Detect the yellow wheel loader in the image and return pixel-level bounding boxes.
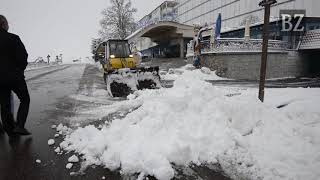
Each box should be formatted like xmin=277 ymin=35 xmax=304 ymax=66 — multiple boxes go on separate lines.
xmin=94 ymin=40 xmax=160 ymax=97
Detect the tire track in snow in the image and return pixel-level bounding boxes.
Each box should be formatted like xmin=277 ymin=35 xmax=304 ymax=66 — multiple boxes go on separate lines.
xmin=26 ymin=65 xmax=71 ymax=81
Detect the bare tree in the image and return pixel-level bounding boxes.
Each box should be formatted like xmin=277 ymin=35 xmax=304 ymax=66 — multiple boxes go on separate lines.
xmin=91 ymin=38 xmax=103 ymax=55
xmin=99 ymin=0 xmax=137 ymax=40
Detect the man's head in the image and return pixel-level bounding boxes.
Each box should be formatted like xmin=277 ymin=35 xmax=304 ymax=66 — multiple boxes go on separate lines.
xmin=0 ymin=15 xmax=9 ymax=31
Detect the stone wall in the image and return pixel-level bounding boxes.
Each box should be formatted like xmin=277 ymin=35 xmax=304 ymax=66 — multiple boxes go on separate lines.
xmin=187 ymin=51 xmax=306 ymax=80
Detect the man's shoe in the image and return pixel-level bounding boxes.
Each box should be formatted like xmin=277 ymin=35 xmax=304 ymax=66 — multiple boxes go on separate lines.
xmin=13 ymin=127 xmax=31 ymax=136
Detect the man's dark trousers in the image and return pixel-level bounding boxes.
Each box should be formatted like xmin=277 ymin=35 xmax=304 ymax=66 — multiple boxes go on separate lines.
xmin=0 ymin=77 xmax=30 ymax=134
xmin=0 ymin=28 xmax=30 ymax=135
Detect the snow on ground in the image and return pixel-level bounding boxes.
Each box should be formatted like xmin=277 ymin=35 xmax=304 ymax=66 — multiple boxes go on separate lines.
xmin=26 ymin=64 xmax=57 ymax=71
xmin=68 ymin=155 xmax=79 ymax=163
xmin=48 ymin=139 xmax=55 ymax=146
xmin=70 ymin=87 xmax=112 ymax=104
xmin=161 ymin=65 xmax=228 ymax=81
xmin=68 ymin=86 xmax=133 ymax=123
xmin=60 ymin=65 xmax=320 ymax=180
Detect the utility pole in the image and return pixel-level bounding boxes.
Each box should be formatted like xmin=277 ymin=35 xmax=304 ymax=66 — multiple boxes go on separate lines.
xmin=258 ymin=0 xmax=277 ymax=102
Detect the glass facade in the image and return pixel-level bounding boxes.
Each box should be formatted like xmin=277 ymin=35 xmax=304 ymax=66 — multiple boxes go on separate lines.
xmin=220 ymin=17 xmax=320 ymax=49
xmin=175 ymin=0 xmax=320 ymax=30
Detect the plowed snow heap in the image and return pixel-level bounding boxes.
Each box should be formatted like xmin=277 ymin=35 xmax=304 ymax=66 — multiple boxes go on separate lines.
xmin=94 ymin=40 xmax=161 ymax=97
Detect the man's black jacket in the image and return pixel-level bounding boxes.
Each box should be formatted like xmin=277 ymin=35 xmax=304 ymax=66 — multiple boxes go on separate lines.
xmin=0 ymin=28 xmax=28 ymax=81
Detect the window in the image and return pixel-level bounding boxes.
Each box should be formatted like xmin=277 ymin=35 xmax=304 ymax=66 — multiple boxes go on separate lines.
xmin=109 ymin=41 xmax=131 ymax=58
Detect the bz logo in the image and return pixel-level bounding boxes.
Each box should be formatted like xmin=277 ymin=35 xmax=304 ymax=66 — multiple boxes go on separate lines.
xmin=280 ymin=10 xmax=306 ymax=32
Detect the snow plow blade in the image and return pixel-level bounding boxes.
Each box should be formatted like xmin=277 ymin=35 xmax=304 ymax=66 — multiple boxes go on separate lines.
xmin=105 ymin=67 xmax=161 ymax=97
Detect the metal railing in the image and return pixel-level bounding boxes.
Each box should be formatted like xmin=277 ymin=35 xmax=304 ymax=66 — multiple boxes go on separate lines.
xmin=137 ymin=13 xmax=178 ymax=30
xmin=187 ymin=38 xmax=288 ymax=57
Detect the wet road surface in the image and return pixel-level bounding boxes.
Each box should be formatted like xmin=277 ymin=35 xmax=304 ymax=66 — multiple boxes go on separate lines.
xmin=0 ymin=64 xmax=231 ymax=180
xmin=0 ymin=64 xmax=123 ymax=180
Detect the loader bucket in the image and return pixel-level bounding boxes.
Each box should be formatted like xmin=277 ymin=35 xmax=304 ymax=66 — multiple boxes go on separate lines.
xmin=109 ymin=81 xmax=133 ymax=97
xmin=105 ymin=67 xmax=161 ymax=97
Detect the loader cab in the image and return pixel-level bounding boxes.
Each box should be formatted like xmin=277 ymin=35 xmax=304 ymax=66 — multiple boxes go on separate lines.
xmin=95 ymin=40 xmax=132 ymax=62
xmin=105 ymin=40 xmax=136 ymax=70
xmin=107 ymin=40 xmax=131 ymax=58
xmin=94 ymin=42 xmax=106 ymax=63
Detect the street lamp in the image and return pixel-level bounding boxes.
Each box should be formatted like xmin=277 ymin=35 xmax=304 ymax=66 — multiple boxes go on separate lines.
xmin=258 ymin=0 xmax=277 ymax=102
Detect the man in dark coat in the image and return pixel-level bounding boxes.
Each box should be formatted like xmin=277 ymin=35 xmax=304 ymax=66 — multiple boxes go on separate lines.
xmin=0 ymin=15 xmax=31 ymax=136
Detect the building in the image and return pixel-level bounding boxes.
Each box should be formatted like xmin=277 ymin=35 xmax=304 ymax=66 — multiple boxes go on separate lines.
xmin=127 ymin=1 xmax=191 ymax=58
xmin=137 ymin=1 xmax=178 ymax=29
xmin=176 ymin=0 xmax=320 ymax=29
xmin=127 ymin=0 xmax=320 ymax=78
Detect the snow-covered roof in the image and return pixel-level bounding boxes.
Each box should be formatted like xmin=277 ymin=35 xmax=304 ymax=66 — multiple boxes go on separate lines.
xmin=125 ymin=21 xmax=194 ymax=41
xmin=299 ymin=29 xmax=320 ymax=50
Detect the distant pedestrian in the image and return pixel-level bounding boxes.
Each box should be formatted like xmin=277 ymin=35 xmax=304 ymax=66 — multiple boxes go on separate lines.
xmin=193 ymin=28 xmax=202 ymax=68
xmin=47 ymin=54 xmax=50 ymax=64
xmin=56 ymin=55 xmax=59 ymax=62
xmin=132 ymin=46 xmax=142 ymax=66
xmin=0 ymin=15 xmax=31 ymax=136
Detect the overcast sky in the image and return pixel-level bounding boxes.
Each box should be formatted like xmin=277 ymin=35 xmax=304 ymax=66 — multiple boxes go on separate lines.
xmin=0 ymin=0 xmax=164 ymax=62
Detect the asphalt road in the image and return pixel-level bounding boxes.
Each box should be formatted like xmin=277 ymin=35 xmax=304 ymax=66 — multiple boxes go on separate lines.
xmin=0 ymin=64 xmax=231 ymax=180
xmin=0 ymin=64 xmax=123 ymax=180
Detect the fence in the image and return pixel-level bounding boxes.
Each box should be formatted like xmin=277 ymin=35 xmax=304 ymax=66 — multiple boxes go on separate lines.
xmin=187 ymin=38 xmax=288 ymax=57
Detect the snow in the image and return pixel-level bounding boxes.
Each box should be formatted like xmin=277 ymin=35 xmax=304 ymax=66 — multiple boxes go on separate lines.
xmin=25 ymin=64 xmax=58 ymax=72
xmin=56 ymin=124 xmax=64 ymax=131
xmin=66 ymin=163 xmax=73 ymax=169
xmin=48 ymin=139 xmax=55 ymax=146
xmin=68 ymin=97 xmax=141 ymax=123
xmin=55 ymin=147 xmax=61 ymax=153
xmin=107 ymin=70 xmax=139 ymax=94
xmin=161 ymin=65 xmax=228 ymax=81
xmin=70 ymin=88 xmax=111 ymax=104
xmin=60 ymin=65 xmax=320 ymax=180
xmin=68 ymin=155 xmax=79 ymax=163
xmin=106 ymin=69 xmax=161 ymax=97
xmin=56 ymin=123 xmax=72 ymax=135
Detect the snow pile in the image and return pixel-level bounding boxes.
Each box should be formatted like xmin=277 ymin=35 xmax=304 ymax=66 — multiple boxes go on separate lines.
xmin=55 ymin=147 xmax=61 ymax=153
xmin=161 ymin=65 xmax=228 ymax=81
xmin=56 ymin=123 xmax=72 ymax=134
xmin=60 ymin=65 xmax=320 ymax=180
xmin=48 ymin=139 xmax=55 ymax=146
xmin=66 ymin=163 xmax=73 ymax=169
xmin=68 ymin=96 xmax=142 ymax=123
xmin=68 ymin=155 xmax=79 ymax=163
